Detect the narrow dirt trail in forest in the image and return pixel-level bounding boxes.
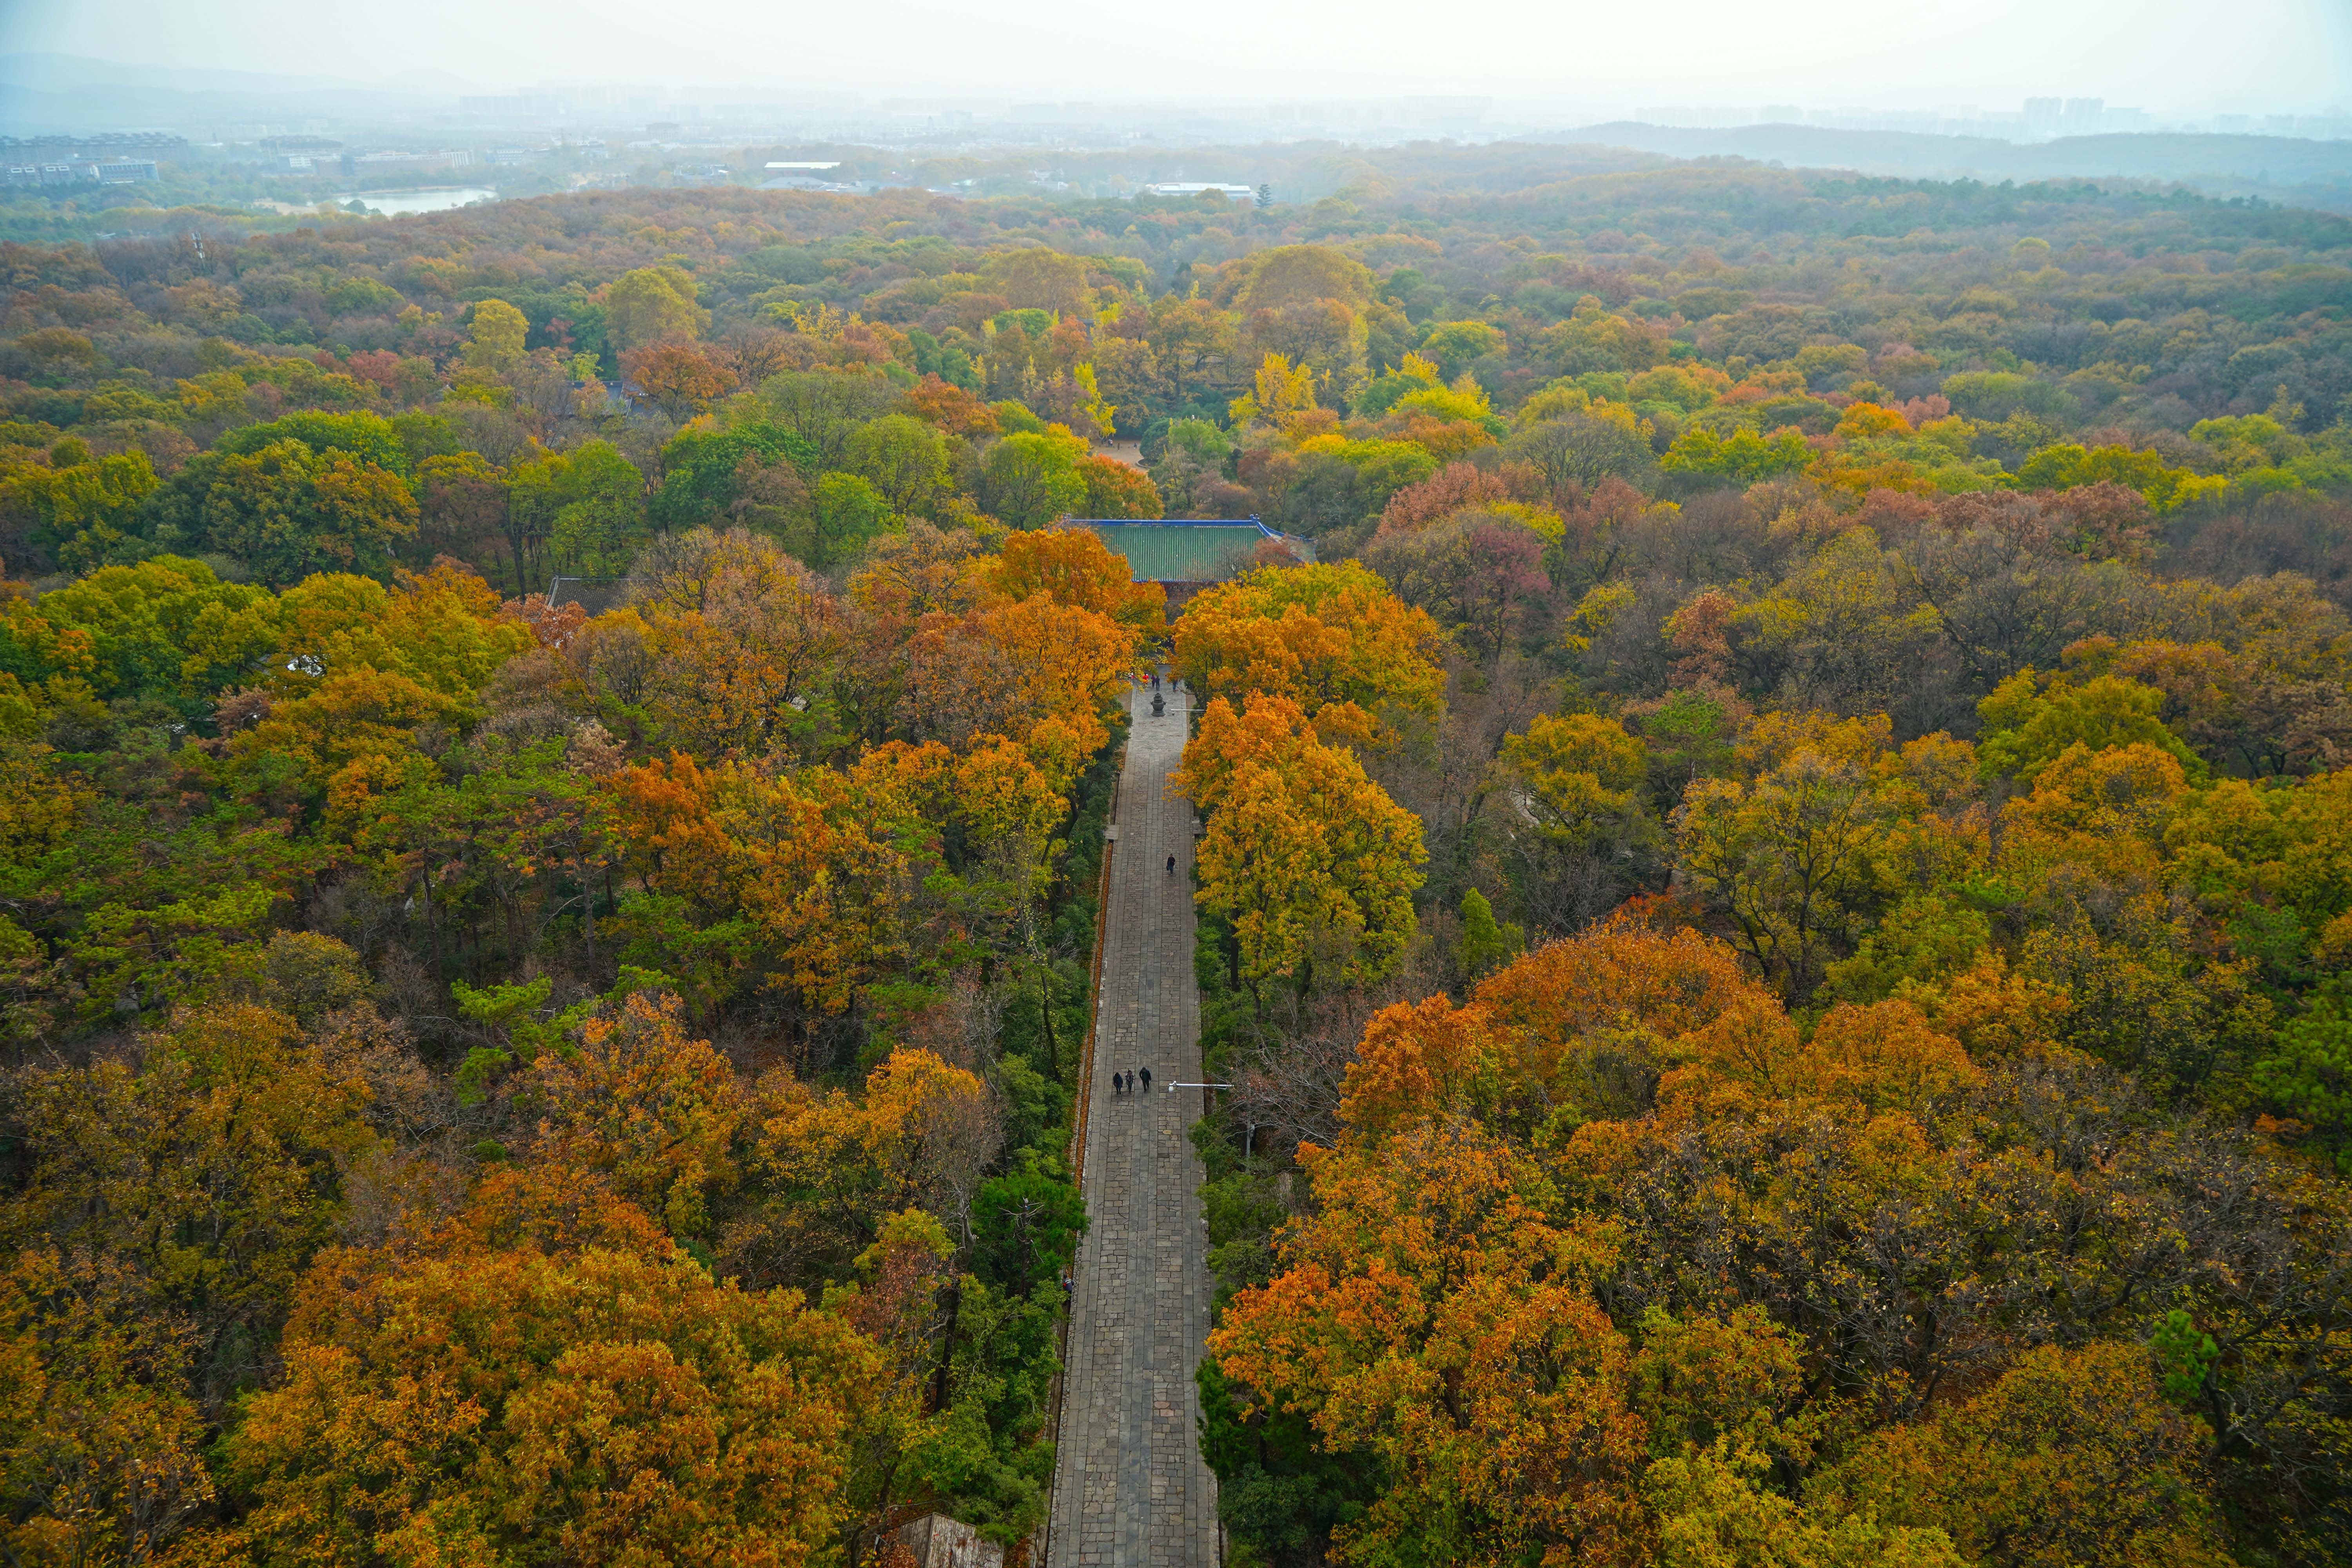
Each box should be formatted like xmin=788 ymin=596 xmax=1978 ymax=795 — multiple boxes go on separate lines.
xmin=1046 ymin=678 xmax=1218 ymax=1568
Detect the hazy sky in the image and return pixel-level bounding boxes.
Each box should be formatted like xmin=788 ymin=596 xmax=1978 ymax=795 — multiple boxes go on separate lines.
xmin=5 ymin=0 xmax=2349 ymax=111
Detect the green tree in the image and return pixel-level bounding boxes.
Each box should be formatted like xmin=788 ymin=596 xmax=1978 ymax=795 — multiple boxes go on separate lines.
xmin=213 ymin=411 xmax=414 ymax=477
xmin=1976 ymin=671 xmax=2203 ymax=783
xmin=1456 ymin=888 xmax=1517 ymax=980
xmin=25 ymin=555 xmax=280 ymax=716
xmin=1418 ymin=320 xmax=1506 ymax=381
xmin=603 ymin=265 xmax=708 ymax=352
xmin=980 ymin=432 xmax=1087 ymax=530
xmin=749 ymin=373 xmax=905 ymax=468
xmin=519 ymin=440 xmax=645 ymax=577
xmin=650 ymin=421 xmax=817 ymax=533
xmin=808 ymin=472 xmax=895 ymax=567
xmin=846 ymin=414 xmax=949 ymax=515
xmin=1821 ymin=893 xmax=1992 ymax=1004
xmin=2254 ymin=976 xmax=2352 ymax=1172
xmin=198 ymin=439 xmax=419 ymax=587
xmin=1659 ymin=426 xmax=1812 ymax=485
xmin=971 ymin=1151 xmax=1088 ymax=1295
xmin=1 ymin=449 xmax=160 ymax=572
xmin=1940 ymin=370 xmax=2073 ymax=422
xmin=2017 ymin=443 xmax=2223 ymax=512
xmin=461 ymin=297 xmax=530 ymax=372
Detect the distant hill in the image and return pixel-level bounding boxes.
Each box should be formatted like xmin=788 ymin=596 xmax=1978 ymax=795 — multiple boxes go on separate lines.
xmin=1557 ymin=121 xmax=2352 ymax=211
xmin=0 ymin=51 xmax=466 ymax=95
xmin=0 ymin=52 xmax=468 ymax=136
xmin=0 ymin=52 xmax=355 ymax=94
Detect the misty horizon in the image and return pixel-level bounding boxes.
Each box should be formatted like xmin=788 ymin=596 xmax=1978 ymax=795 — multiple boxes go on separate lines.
xmin=5 ymin=0 xmax=2350 ymax=114
xmin=4 ymin=53 xmax=2346 ymax=156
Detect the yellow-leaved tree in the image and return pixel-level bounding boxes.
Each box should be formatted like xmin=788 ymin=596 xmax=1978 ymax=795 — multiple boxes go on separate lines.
xmin=216 ymin=1166 xmax=885 ymax=1568
xmin=1172 ymin=560 xmax=1445 ymax=749
xmin=1175 ymin=693 xmax=1425 ymax=1002
xmin=1228 ymin=350 xmax=1321 ymax=430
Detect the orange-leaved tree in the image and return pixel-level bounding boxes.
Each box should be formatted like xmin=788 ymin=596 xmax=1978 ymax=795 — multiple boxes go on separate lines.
xmin=604 ymin=750 xmax=933 ymax=1019
xmin=1212 ymin=913 xmax=2010 ymax=1568
xmin=526 ymin=989 xmax=747 ymax=1238
xmin=903 ymin=590 xmax=1140 ymax=777
xmin=986 ymin=523 xmax=1167 ymax=643
xmin=216 ymin=1166 xmax=884 ymax=1568
xmin=1172 ymin=560 xmax=1445 ymax=748
xmin=741 ymin=1046 xmax=1002 ymax=1274
xmin=1210 ymin=1116 xmax=1649 ymax=1568
xmin=1335 ymin=911 xmax=1775 ymax=1139
xmin=619 ymin=530 xmax=848 ymax=759
xmin=1075 ymin=454 xmax=1164 ymax=520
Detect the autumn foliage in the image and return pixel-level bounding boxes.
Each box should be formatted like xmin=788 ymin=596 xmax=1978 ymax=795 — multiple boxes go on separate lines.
xmin=1178 ymin=693 xmax=1426 ymax=995
xmin=1172 ymin=560 xmax=1446 ymax=747
xmin=2 ymin=156 xmax=2351 ymax=1568
xmin=1207 ymin=913 xmax=2300 ymax=1567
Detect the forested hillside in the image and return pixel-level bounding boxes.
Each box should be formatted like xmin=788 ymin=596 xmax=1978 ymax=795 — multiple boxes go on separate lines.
xmin=0 ymin=165 xmax=2347 ymax=1566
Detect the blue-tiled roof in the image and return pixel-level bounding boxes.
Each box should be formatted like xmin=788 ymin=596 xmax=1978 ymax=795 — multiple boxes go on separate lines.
xmin=1074 ymin=517 xmax=1311 ymax=583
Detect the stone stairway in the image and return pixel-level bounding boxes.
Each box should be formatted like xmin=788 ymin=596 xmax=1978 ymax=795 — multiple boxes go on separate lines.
xmin=1045 ymin=680 xmax=1219 ymax=1568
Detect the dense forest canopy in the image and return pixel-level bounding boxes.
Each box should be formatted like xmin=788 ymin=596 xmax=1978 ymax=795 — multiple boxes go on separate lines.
xmin=0 ymin=162 xmax=2347 ymax=1567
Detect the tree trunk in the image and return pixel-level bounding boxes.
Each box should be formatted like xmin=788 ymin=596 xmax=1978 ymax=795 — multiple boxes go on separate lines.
xmin=419 ymin=857 xmax=445 ymax=984
xmin=578 ymin=849 xmax=598 ymax=974
xmin=1036 ymin=958 xmax=1058 ymax=1077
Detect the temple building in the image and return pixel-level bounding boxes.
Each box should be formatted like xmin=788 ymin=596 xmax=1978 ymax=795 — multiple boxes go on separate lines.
xmin=1074 ymin=517 xmax=1315 ymax=612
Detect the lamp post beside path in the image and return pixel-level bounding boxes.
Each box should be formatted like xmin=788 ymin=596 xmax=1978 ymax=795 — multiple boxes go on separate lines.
xmin=1167 ymin=1081 xmax=1232 ymax=1119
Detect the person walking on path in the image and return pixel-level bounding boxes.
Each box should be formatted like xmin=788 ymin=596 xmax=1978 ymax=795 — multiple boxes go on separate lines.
xmin=1110 ymin=1068 xmax=1122 ymax=1096
xmin=1139 ymin=1065 xmax=1153 ymax=1093
xmin=1166 ymin=853 xmax=1176 ymax=875
xmin=1051 ymin=660 xmax=1220 ymax=1568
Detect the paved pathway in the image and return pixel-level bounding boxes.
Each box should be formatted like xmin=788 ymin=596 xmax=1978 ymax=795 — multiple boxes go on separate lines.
xmin=1047 ymin=678 xmax=1218 ymax=1568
